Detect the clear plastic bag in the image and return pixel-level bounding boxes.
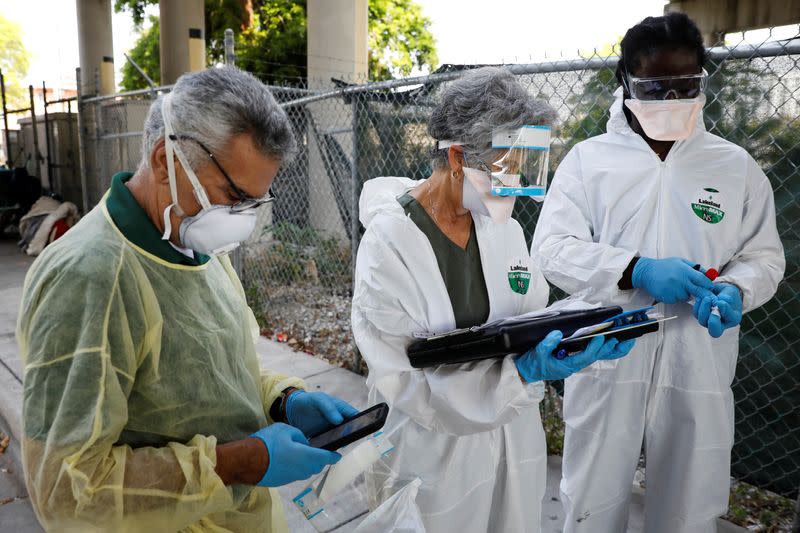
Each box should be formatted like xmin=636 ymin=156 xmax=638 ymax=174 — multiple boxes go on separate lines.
xmin=292 ymin=432 xmax=395 ymax=532
xmin=352 ymin=478 xmax=426 ymax=533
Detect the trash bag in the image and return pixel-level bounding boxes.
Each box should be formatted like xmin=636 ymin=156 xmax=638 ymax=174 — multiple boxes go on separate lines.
xmin=18 ymin=196 xmax=79 ymax=255
xmin=352 ymin=478 xmax=426 ymax=533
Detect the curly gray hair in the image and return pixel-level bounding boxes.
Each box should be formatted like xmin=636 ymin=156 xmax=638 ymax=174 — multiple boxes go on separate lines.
xmin=139 ymin=65 xmax=296 ymax=171
xmin=428 ymin=66 xmax=556 ymax=170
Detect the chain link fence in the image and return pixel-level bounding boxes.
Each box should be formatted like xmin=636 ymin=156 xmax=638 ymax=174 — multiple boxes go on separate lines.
xmin=239 ymin=34 xmax=800 ymax=500
xmin=75 ymin=30 xmax=799 ymax=503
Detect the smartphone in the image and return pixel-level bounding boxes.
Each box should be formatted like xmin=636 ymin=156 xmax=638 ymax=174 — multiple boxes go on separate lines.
xmin=308 ymin=403 xmax=389 ymax=451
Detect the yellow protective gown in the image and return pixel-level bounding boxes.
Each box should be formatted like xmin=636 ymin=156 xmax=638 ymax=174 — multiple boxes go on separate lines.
xmin=16 ymin=199 xmax=303 ymax=532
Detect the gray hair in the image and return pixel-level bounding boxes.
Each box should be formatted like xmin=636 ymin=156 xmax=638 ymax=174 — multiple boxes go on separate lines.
xmin=139 ymin=65 xmax=296 ymax=171
xmin=427 ymin=67 xmax=556 ymax=171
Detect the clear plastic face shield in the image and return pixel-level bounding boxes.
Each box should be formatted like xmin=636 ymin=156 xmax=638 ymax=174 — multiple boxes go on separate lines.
xmin=488 ymin=126 xmax=551 ymax=199
xmin=439 ymin=127 xmax=552 ymax=196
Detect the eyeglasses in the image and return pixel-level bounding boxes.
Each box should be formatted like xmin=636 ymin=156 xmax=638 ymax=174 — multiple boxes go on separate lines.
xmin=169 ymin=134 xmax=276 ymax=212
xmin=625 ymin=69 xmax=708 ymax=101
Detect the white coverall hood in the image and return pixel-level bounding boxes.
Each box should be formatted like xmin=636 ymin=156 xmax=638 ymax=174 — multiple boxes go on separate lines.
xmin=358 ymin=176 xmax=421 ymax=228
xmin=531 ymin=90 xmax=784 ymax=533
xmin=353 ymin=176 xmax=551 ymax=533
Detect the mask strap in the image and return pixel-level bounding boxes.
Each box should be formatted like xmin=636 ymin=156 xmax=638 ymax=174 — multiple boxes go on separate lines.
xmin=161 ymin=94 xmax=185 ymax=215
xmin=160 ymin=93 xmax=213 ymax=242
xmin=161 ymin=204 xmax=175 ymax=240
xmin=171 ymin=140 xmax=212 ymax=209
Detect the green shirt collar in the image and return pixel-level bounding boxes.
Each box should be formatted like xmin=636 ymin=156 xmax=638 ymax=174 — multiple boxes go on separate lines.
xmin=106 ymin=172 xmax=210 ymax=266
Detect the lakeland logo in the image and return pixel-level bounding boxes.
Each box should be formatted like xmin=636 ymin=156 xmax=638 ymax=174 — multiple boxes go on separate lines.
xmin=508 ymin=264 xmax=531 ymax=294
xmin=692 ymin=187 xmax=725 ymax=224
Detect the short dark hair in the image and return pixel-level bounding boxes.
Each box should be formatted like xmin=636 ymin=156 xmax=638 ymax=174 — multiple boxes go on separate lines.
xmin=615 ymin=12 xmax=707 ymax=89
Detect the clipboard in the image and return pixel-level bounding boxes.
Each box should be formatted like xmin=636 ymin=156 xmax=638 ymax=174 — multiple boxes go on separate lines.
xmin=407 ymin=306 xmax=672 ymax=369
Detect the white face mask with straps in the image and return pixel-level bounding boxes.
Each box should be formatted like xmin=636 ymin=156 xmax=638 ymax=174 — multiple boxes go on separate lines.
xmin=160 ymin=93 xmax=257 ymax=256
xmin=624 ymin=95 xmax=706 ymax=141
xmin=462 ymin=167 xmax=516 ymax=224
xmin=437 ymin=141 xmax=517 ymax=224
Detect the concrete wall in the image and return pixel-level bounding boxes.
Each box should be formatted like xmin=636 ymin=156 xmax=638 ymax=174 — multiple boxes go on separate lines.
xmin=666 ymin=0 xmax=800 ymax=44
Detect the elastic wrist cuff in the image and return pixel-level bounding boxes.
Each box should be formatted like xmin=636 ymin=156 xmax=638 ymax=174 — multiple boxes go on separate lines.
xmin=618 ymin=257 xmax=640 ymax=290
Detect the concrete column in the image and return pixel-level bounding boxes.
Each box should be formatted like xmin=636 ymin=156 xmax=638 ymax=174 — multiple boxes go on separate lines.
xmin=76 ymin=0 xmax=115 ymax=95
xmin=307 ymin=0 xmax=368 ymax=88
xmin=306 ymin=0 xmax=368 ymax=239
xmin=159 ymin=0 xmax=205 ymax=85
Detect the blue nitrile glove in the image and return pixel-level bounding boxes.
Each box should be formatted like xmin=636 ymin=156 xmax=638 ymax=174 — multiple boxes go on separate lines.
xmin=250 ymin=422 xmax=341 ymax=487
xmin=286 ymin=390 xmax=360 ymax=437
xmin=696 ymin=283 xmax=743 ymax=338
xmin=632 ymin=257 xmax=715 ymax=304
xmin=693 ymin=292 xmax=722 ymax=337
xmin=693 ymin=284 xmax=743 ymax=338
xmin=514 ymin=330 xmax=636 ymax=382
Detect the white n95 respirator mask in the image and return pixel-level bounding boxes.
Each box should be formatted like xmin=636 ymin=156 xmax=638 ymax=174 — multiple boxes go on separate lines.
xmin=462 ymin=167 xmax=516 ymax=224
xmin=160 ymin=93 xmax=258 ymax=255
xmin=624 ymin=95 xmax=706 ymax=141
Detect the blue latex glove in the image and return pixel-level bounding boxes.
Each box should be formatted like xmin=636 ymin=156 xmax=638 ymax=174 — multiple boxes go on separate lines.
xmin=250 ymin=422 xmax=341 ymax=487
xmin=286 ymin=390 xmax=360 ymax=437
xmin=632 ymin=257 xmax=715 ymax=304
xmin=515 ymin=330 xmax=636 ymax=382
xmin=695 ymin=283 xmax=742 ymax=338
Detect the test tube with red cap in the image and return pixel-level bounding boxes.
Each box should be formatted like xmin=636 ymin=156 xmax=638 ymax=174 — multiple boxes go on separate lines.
xmin=688 ymin=265 xmax=720 ymax=317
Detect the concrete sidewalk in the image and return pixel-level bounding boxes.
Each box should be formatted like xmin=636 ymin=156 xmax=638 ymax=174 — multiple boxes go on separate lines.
xmin=0 ymin=240 xmax=744 ymax=532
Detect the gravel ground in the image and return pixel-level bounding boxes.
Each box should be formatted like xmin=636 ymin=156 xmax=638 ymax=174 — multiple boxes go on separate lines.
xmin=250 ymin=284 xmax=361 ymax=372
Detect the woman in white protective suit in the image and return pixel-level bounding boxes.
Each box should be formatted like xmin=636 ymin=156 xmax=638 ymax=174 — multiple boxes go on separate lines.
xmin=531 ymin=13 xmax=785 ymax=533
xmin=351 ymin=67 xmax=636 ymax=533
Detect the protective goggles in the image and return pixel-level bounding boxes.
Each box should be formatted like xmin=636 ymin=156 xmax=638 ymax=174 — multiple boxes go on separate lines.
xmin=439 ymin=125 xmax=552 ymax=198
xmin=625 ymin=69 xmax=708 ymax=101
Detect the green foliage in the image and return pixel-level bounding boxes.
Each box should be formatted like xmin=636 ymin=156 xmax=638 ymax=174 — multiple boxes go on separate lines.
xmin=114 ymin=0 xmax=156 ymax=26
xmin=120 ymin=16 xmax=161 ymax=91
xmin=117 ymin=0 xmax=438 ymax=89
xmin=235 ymin=0 xmax=308 ymax=85
xmin=540 ymin=385 xmax=565 ymax=456
xmin=0 ymin=14 xmax=30 ymax=109
xmin=559 ymin=67 xmax=617 ymax=144
xmin=368 ymin=0 xmax=438 ymax=81
xmin=725 ymin=480 xmax=796 ymax=530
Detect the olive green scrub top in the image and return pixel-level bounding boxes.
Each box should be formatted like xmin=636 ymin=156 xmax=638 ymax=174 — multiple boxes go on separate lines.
xmin=398 ymin=193 xmax=490 ymax=329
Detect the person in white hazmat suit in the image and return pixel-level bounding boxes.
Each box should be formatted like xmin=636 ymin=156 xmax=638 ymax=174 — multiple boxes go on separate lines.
xmin=351 ymin=67 xmax=636 ymax=533
xmin=531 ymin=13 xmax=785 ymax=533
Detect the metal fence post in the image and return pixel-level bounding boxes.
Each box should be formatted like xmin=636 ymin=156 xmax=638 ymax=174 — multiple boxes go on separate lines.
xmin=42 ymin=81 xmax=53 ymax=193
xmin=0 ymin=70 xmax=10 ymax=167
xmin=350 ymin=92 xmax=363 ymax=372
xmin=28 ymin=85 xmax=41 ymax=179
xmin=224 ymin=29 xmax=236 ymax=67
xmin=67 ymin=99 xmax=77 ymax=189
xmin=75 ymin=68 xmax=90 ymax=213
